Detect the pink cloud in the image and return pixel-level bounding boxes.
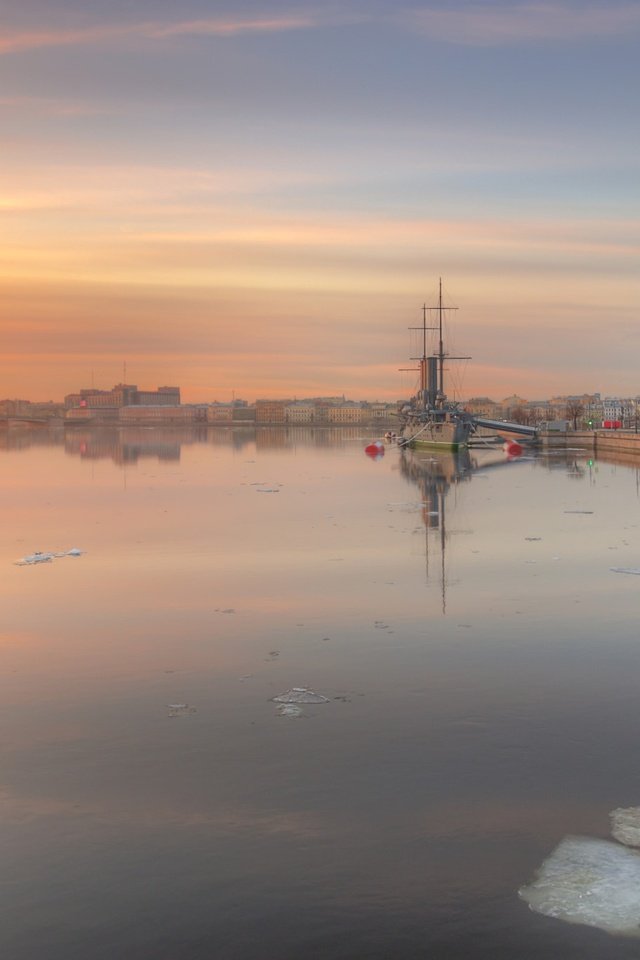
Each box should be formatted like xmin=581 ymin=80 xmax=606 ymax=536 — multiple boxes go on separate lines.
xmin=0 ymin=14 xmax=322 ymax=56
xmin=150 ymin=16 xmax=319 ymax=39
xmin=0 ymin=24 xmax=133 ymax=55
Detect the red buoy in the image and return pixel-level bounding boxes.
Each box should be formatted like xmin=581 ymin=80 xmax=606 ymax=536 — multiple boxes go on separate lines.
xmin=503 ymin=439 xmax=523 ymax=457
xmin=365 ymin=441 xmax=385 ymax=458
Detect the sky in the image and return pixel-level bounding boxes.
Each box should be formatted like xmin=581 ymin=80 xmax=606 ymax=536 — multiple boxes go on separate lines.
xmin=1 ymin=0 xmax=639 ymax=403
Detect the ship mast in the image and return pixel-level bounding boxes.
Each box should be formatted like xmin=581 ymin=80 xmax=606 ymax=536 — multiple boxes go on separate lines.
xmin=438 ymin=277 xmax=445 ymax=396
xmin=405 ymin=304 xmax=437 ymax=408
xmin=429 ymin=277 xmax=469 ymax=401
xmin=421 ymin=302 xmax=429 ymax=394
xmin=403 ymin=280 xmax=470 ymax=408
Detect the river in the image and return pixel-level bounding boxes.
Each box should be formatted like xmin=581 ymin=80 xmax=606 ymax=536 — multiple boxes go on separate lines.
xmin=3 ymin=425 xmax=640 ymax=959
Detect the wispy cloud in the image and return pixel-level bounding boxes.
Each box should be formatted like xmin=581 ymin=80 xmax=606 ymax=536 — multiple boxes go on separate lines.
xmin=150 ymin=16 xmax=320 ymax=39
xmin=401 ymin=2 xmax=640 ymax=46
xmin=2 ymin=4 xmax=636 ymax=56
xmin=0 ymin=13 xmax=324 ymax=56
xmin=0 ymin=24 xmax=130 ymax=55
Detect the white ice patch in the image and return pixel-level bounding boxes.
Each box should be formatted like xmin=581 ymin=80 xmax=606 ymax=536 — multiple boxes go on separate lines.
xmin=610 ymin=807 xmax=640 ymax=848
xmin=276 ymin=703 xmax=304 ymax=719
xmin=14 ymin=548 xmax=85 ymax=566
xmin=167 ymin=703 xmax=196 ymax=718
xmin=14 ymin=552 xmax=54 ymax=565
xmin=272 ymin=687 xmax=329 ymax=704
xmin=519 ymin=836 xmax=640 ymax=937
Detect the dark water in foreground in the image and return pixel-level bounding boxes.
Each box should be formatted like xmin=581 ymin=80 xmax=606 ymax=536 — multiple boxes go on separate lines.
xmin=3 ymin=425 xmax=640 ymax=959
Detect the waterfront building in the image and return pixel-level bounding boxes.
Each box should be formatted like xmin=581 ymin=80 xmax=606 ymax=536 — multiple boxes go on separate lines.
xmin=0 ymin=399 xmax=65 ymax=418
xmin=499 ymin=395 xmax=528 ymax=412
xmin=65 ymin=406 xmax=118 ymax=421
xmin=464 ymin=397 xmax=501 ymax=417
xmin=362 ymin=401 xmax=395 ymax=421
xmin=255 ymin=400 xmax=291 ymax=423
xmin=207 ymin=404 xmax=235 ymax=423
xmin=326 ymin=403 xmax=363 ymax=424
xmin=603 ymin=397 xmax=623 ymax=423
xmin=285 ymin=403 xmax=316 ymax=424
xmin=119 ymin=405 xmax=206 ymax=422
xmin=64 ymin=384 xmax=180 ymax=409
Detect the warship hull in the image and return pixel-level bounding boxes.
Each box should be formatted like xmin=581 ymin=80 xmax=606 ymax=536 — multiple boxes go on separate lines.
xmin=399 ymin=413 xmax=473 ymax=450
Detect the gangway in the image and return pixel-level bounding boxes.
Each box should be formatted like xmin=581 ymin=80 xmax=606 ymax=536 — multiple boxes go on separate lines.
xmin=472 ymin=416 xmax=538 ymax=438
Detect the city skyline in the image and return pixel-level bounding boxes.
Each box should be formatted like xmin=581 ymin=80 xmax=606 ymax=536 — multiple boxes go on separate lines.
xmin=1 ymin=380 xmax=622 ymax=409
xmin=1 ymin=1 xmax=639 ymax=403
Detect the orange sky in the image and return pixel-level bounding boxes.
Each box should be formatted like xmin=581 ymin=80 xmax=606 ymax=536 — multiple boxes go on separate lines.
xmin=2 ymin=3 xmax=639 ymax=402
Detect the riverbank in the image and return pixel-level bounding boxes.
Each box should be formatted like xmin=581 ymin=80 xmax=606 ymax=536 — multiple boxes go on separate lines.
xmin=541 ymin=429 xmax=640 ymax=457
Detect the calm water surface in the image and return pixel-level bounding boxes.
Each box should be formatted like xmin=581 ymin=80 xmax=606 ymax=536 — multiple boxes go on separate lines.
xmin=3 ymin=425 xmax=640 ymax=959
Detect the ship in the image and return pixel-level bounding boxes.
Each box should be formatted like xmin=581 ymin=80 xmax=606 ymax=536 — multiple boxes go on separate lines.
xmin=398 ymin=279 xmax=475 ymax=450
xmin=396 ymin=280 xmax=541 ymax=451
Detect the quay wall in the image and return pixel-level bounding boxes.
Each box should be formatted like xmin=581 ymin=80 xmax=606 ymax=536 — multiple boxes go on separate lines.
xmin=541 ymin=430 xmax=640 ymax=458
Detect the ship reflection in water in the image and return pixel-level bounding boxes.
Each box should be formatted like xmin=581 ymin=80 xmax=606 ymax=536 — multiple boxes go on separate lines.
xmin=397 ymin=445 xmax=530 ymax=612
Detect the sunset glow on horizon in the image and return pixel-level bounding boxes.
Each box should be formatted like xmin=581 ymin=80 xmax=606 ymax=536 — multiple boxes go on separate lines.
xmin=2 ymin=1 xmax=639 ymax=403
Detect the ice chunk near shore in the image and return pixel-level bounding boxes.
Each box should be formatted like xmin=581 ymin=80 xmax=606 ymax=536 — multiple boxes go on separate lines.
xmin=610 ymin=807 xmax=640 ymax=848
xmin=272 ymin=687 xmax=329 ymax=704
xmin=519 ymin=836 xmax=640 ymax=937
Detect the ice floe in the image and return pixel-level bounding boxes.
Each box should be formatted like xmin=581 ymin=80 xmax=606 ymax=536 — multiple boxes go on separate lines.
xmin=14 ymin=548 xmax=85 ymax=566
xmin=610 ymin=807 xmax=640 ymax=848
xmin=520 ymin=836 xmax=640 ymax=937
xmin=167 ymin=703 xmax=196 ymax=718
xmin=272 ymin=687 xmax=329 ymax=704
xmin=276 ymin=703 xmax=304 ymax=719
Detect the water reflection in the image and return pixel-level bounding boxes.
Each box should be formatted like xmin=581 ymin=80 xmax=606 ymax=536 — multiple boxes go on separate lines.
xmin=4 ymin=428 xmax=640 ymax=958
xmin=397 ymin=447 xmax=521 ymax=612
xmin=0 ymin=422 xmax=374 ymax=461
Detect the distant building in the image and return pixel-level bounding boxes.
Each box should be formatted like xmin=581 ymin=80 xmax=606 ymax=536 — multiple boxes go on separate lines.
xmin=285 ymin=402 xmax=316 ymax=424
xmin=327 ymin=403 xmax=363 ymax=424
xmin=500 ymin=395 xmax=528 ymax=411
xmin=255 ymin=400 xmax=292 ymax=423
xmin=603 ymin=398 xmax=623 ymax=422
xmin=207 ymin=403 xmax=235 ymax=422
xmin=362 ymin=401 xmax=395 ymax=421
xmin=119 ymin=405 xmax=206 ymax=423
xmin=464 ymin=397 xmax=500 ymax=417
xmin=64 ymin=384 xmax=180 ymax=409
xmin=0 ymin=399 xmax=64 ymax=418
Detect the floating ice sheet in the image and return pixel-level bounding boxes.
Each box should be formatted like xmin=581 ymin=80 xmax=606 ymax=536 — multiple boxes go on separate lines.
xmin=520 ymin=836 xmax=640 ymax=937
xmin=14 ymin=548 xmax=84 ymax=566
xmin=276 ymin=703 xmax=304 ymax=719
xmin=167 ymin=703 xmax=196 ymax=718
xmin=15 ymin=552 xmax=54 ymax=565
xmin=611 ymin=808 xmax=640 ymax=848
xmin=272 ymin=687 xmax=329 ymax=704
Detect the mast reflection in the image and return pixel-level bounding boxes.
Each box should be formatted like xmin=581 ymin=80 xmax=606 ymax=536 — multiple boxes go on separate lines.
xmin=398 ymin=446 xmax=519 ymax=613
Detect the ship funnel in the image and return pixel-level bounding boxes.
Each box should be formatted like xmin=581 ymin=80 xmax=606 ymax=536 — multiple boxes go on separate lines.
xmin=427 ymin=357 xmax=438 ymax=406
